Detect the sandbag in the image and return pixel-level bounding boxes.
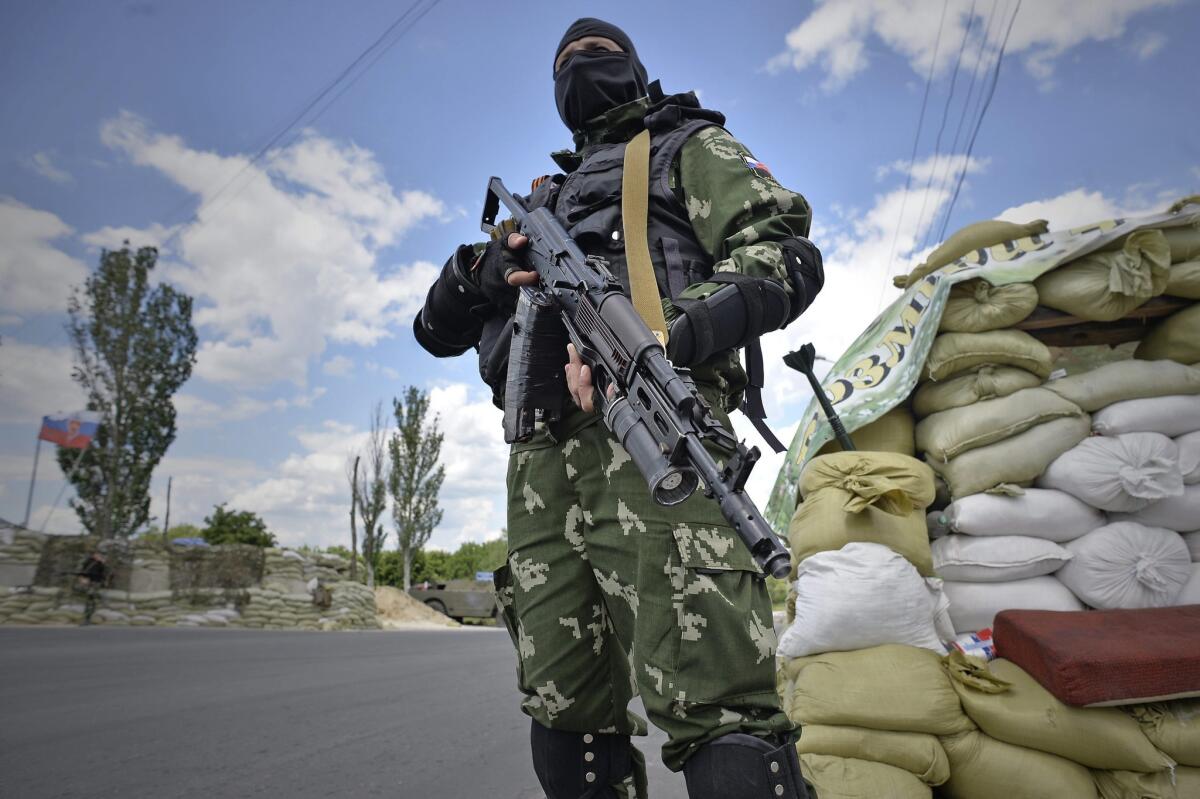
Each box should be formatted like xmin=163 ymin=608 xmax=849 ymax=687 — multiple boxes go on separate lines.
xmin=949 ymin=658 xmax=1172 ymax=771
xmin=1038 ymin=433 xmax=1184 ymax=512
xmin=1179 ymin=431 xmax=1200 ymax=484
xmin=1127 ymin=700 xmax=1200 ymax=767
xmin=943 ymin=577 xmax=1083 ymax=634
xmin=1093 ymin=769 xmax=1177 ymax=799
xmin=1110 ymin=485 xmax=1200 ymax=533
xmin=913 ymin=366 xmax=1042 ymax=418
xmin=1043 ymin=359 xmax=1200 ymax=412
xmin=796 ymin=725 xmax=950 ymax=786
xmin=903 ymin=218 xmax=1049 ymax=288
xmin=783 ymin=644 xmax=974 ymax=736
xmin=819 ymin=405 xmax=915 ymax=457
xmin=1136 ymin=304 xmax=1200 ymax=365
xmin=1179 ymin=767 xmax=1200 ymax=798
xmin=1180 ymin=564 xmax=1200 ymax=604
xmin=799 ymin=754 xmax=931 ymax=799
xmin=932 ymin=535 xmax=1071 ymax=583
xmin=939 ymin=280 xmax=1038 ymax=333
xmin=1167 ymin=260 xmax=1200 ymax=298
xmin=1187 ymin=532 xmax=1200 ymax=562
xmin=1058 ymin=523 xmax=1193 ymax=610
xmin=1093 ymin=395 xmax=1200 ymax=438
xmin=922 ymin=330 xmax=1054 ymax=382
xmin=790 ymin=453 xmax=935 ymax=575
xmin=943 ymin=489 xmax=1104 ymax=543
xmin=916 ymin=388 xmax=1084 ymax=462
xmin=929 ymin=415 xmax=1092 ymax=500
xmin=1165 ymin=223 xmax=1200 ymax=262
xmin=938 ymin=731 xmax=1095 ymax=799
xmin=1035 ymin=229 xmax=1171 ymax=321
xmin=778 ymin=543 xmax=946 ymax=658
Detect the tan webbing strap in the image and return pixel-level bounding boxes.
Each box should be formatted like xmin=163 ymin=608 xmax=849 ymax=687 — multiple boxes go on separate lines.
xmin=621 ymin=128 xmax=669 ymax=347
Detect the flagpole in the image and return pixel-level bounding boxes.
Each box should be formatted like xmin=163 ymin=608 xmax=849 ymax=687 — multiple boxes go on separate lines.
xmin=38 ymin=446 xmax=89 ymax=534
xmin=22 ymin=435 xmax=42 ymax=528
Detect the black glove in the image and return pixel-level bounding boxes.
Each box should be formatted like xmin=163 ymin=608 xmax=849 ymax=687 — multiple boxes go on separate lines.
xmin=780 ymin=236 xmax=824 ymax=322
xmin=474 ymin=235 xmax=533 ymax=315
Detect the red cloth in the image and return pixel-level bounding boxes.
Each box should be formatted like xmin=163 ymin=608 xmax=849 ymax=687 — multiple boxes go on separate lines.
xmin=993 ymin=605 xmax=1200 ymax=707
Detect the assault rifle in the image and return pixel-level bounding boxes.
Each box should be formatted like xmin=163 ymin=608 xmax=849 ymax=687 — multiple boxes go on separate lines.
xmin=481 ymin=177 xmax=791 ymax=579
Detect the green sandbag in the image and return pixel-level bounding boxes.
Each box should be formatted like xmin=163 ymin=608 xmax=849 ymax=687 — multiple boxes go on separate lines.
xmin=1165 ymin=223 xmax=1200 ymax=263
xmin=797 ymin=725 xmax=950 ymax=786
xmin=939 ymin=731 xmax=1095 ymax=799
xmin=916 ymin=388 xmax=1084 ymax=462
xmin=928 ymin=415 xmax=1092 ymax=499
xmin=799 ymin=754 xmax=931 ymax=799
xmin=939 ymin=280 xmax=1039 ymax=333
xmin=784 ymin=645 xmax=975 ymax=736
xmin=1126 ymin=700 xmax=1200 ymax=767
xmin=1044 ymin=359 xmax=1200 ymax=411
xmin=913 ymin=366 xmax=1043 ymax=418
xmin=790 ymin=453 xmax=935 ymax=575
xmin=923 ymin=330 xmax=1054 ymax=382
xmin=903 ymin=219 xmax=1049 ymax=288
xmin=1176 ymin=767 xmax=1200 ymax=797
xmin=1136 ymin=304 xmax=1200 ymax=364
xmin=1093 ymin=769 xmax=1177 ymax=799
xmin=1167 ymin=260 xmax=1200 ymax=299
xmin=950 ymin=659 xmax=1172 ymax=771
xmin=819 ymin=405 xmax=915 ymax=457
xmin=1036 ymin=229 xmax=1171 ymax=321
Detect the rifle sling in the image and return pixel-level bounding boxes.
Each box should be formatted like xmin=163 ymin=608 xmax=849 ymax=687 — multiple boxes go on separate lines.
xmin=621 ymin=128 xmax=668 ymax=346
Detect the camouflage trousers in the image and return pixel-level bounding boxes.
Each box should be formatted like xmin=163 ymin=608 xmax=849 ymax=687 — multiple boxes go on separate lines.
xmin=493 ymin=408 xmax=794 ymax=795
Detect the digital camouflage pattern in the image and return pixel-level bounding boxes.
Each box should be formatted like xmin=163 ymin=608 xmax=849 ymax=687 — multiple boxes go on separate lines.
xmin=494 ymin=401 xmax=794 ymax=792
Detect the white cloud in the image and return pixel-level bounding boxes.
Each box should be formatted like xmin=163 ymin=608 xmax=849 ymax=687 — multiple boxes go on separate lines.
xmin=29 ymin=152 xmax=73 ymax=184
xmin=1129 ymin=30 xmax=1168 ymax=60
xmin=0 ymin=342 xmax=85 ymax=424
xmin=99 ymin=111 xmax=445 ymax=389
xmin=82 ymin=222 xmax=178 ymax=254
xmin=365 ymin=360 xmax=401 ymax=380
xmin=174 ymin=386 xmax=327 ymax=428
xmin=770 ymin=0 xmax=1176 ymax=91
xmin=996 ymin=187 xmax=1165 ymax=231
xmin=0 ymin=199 xmax=90 ymax=315
xmin=321 ymin=355 xmax=354 ymax=377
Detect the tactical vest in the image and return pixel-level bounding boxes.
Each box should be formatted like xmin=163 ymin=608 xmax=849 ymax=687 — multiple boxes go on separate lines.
xmin=477 ymin=95 xmax=729 ymax=403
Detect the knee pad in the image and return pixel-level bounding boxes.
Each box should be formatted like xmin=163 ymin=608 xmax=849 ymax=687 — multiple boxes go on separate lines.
xmin=683 ymin=733 xmax=813 ymax=799
xmin=530 ymin=719 xmax=634 ymax=799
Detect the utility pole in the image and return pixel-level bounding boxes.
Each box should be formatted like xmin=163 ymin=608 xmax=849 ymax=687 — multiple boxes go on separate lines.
xmin=162 ymin=476 xmax=173 ymax=545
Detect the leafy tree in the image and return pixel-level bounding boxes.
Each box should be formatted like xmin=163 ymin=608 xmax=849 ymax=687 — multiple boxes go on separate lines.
xmin=141 ymin=522 xmax=204 ymax=542
xmin=59 ymin=244 xmax=197 ymax=538
xmin=349 ymin=402 xmax=390 ymax=589
xmin=202 ymin=504 xmax=277 ymax=547
xmin=388 ymin=387 xmax=444 ymax=590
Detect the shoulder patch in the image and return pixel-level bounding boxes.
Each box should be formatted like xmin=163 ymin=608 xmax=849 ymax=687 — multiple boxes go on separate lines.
xmin=531 ymin=175 xmax=551 ymax=191
xmin=742 ymin=155 xmax=773 ymax=179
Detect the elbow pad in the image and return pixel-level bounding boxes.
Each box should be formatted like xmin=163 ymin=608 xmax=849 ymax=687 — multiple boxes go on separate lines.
xmin=413 ymin=245 xmax=491 ymax=357
xmin=780 ymin=236 xmax=824 ymax=323
xmin=668 ymin=274 xmax=791 ymax=366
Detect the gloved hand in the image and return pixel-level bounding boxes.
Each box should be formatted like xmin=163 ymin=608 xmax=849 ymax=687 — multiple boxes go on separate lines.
xmin=473 ymin=232 xmax=538 ymax=315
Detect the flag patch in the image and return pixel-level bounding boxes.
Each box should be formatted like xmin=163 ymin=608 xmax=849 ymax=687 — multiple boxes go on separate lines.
xmin=743 ymin=155 xmax=772 ymax=178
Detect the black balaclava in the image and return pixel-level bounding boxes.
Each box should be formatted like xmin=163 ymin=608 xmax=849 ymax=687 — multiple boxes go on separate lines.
xmin=553 ymin=17 xmax=649 ymax=133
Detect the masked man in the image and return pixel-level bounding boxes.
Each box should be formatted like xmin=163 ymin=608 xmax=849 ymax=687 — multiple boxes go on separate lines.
xmin=413 ymin=18 xmax=822 ymax=799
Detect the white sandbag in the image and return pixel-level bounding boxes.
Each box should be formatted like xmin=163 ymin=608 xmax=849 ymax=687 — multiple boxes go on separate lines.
xmin=1057 ymin=522 xmax=1192 ymax=609
xmin=1093 ymin=395 xmax=1200 ymax=438
xmin=1180 ymin=564 xmax=1200 ymax=604
xmin=1043 ymin=359 xmax=1200 ymax=412
xmin=777 ymin=543 xmax=946 ymax=658
xmin=944 ymin=489 xmax=1104 ymax=543
xmin=943 ymin=577 xmax=1084 ymax=634
xmin=1038 ymin=433 xmax=1184 ymax=512
xmin=1187 ymin=532 xmax=1200 ymax=561
xmin=1110 ymin=484 xmax=1200 ymax=533
xmin=1179 ymin=431 xmax=1200 ymax=485
xmin=932 ymin=535 xmax=1071 ymax=583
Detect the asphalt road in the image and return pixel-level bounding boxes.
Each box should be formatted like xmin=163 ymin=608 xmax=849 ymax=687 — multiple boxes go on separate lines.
xmin=0 ymin=626 xmax=688 ymax=799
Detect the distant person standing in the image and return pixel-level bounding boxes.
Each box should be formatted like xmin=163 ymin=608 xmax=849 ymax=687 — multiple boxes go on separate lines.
xmin=75 ymin=551 xmax=108 ymax=625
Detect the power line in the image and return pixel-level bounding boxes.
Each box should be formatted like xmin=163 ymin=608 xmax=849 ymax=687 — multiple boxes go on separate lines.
xmin=157 ymin=0 xmax=439 ymax=252
xmin=938 ymin=0 xmax=1022 ymax=241
xmin=911 ymin=0 xmax=977 ymax=257
xmin=874 ymin=0 xmax=949 ymax=312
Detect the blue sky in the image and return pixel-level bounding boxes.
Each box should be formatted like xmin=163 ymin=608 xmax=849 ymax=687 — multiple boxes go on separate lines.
xmin=2 ymin=0 xmax=1197 ymax=549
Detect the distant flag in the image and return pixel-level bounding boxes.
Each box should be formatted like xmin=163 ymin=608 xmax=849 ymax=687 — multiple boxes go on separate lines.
xmin=38 ymin=411 xmax=101 ymax=449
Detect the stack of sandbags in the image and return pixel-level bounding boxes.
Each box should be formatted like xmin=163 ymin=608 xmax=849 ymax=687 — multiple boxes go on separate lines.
xmin=1135 ymin=219 xmax=1200 ymax=365
xmin=780 ymin=645 xmax=970 ymax=798
xmin=945 ymin=656 xmax=1180 ymax=798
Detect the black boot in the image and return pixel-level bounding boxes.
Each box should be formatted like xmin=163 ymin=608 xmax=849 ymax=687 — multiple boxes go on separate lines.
xmin=683 ymin=733 xmax=814 ymax=798
xmin=530 ymin=719 xmax=637 ymax=798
